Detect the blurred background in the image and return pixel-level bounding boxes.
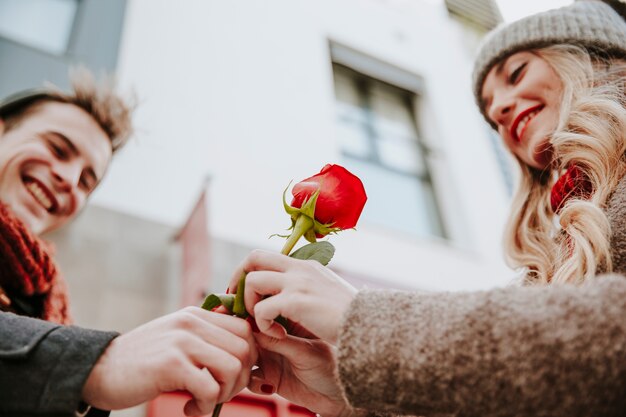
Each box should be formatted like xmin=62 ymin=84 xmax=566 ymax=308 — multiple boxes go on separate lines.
xmin=0 ymin=0 xmax=571 ymax=416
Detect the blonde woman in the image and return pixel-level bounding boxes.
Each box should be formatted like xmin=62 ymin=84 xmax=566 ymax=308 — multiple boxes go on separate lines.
xmin=229 ymin=1 xmax=626 ymax=416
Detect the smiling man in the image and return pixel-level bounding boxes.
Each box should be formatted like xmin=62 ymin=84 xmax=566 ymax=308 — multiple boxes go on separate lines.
xmin=0 ymin=72 xmax=132 ymax=323
xmin=0 ymin=75 xmax=130 ymax=236
xmin=0 ymin=74 xmax=257 ymax=417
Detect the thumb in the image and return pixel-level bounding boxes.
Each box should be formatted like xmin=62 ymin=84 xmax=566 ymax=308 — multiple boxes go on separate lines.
xmin=249 ymin=371 xmax=277 ymax=396
xmin=248 ymin=347 xmax=280 ymax=396
xmin=254 ymin=332 xmax=313 ymax=363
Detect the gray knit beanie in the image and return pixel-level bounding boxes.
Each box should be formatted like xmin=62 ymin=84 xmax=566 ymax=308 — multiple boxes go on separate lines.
xmin=472 ymin=0 xmax=626 ymax=122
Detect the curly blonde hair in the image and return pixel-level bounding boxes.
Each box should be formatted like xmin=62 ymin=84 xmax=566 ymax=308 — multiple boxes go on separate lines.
xmin=504 ymin=45 xmax=626 ymax=285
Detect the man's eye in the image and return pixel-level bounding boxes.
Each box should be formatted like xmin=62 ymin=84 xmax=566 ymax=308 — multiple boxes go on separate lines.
xmin=79 ymin=177 xmax=91 ymax=191
xmin=50 ymin=143 xmax=68 ymax=159
xmin=509 ymin=63 xmax=527 ymax=84
xmin=79 ymin=174 xmax=96 ymax=192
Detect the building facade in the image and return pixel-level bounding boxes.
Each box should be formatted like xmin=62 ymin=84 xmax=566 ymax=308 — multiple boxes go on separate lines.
xmin=1 ymin=0 xmax=514 ymax=416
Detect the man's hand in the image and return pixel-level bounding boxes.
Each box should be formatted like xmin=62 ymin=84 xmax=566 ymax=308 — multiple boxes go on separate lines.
xmin=82 ymin=307 xmax=257 ymax=416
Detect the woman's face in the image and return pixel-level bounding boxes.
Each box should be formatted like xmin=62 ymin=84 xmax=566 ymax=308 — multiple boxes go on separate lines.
xmin=481 ymin=51 xmax=563 ymax=170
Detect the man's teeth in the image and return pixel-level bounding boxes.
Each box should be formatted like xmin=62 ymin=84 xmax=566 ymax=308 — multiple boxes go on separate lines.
xmin=26 ymin=182 xmax=53 ymax=210
xmin=516 ymin=109 xmax=540 ymax=140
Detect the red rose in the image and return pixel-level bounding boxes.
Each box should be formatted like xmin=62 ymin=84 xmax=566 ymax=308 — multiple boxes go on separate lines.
xmin=291 ymin=164 xmax=367 ymax=231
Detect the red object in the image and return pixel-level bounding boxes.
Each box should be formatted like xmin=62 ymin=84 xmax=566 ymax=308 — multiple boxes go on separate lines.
xmin=291 ymin=164 xmax=367 ymax=234
xmin=176 ymin=191 xmax=211 ymax=307
xmin=550 ymin=165 xmax=593 ymax=213
xmin=146 ymin=391 xmax=316 ymax=417
xmin=0 ymin=202 xmax=71 ymax=324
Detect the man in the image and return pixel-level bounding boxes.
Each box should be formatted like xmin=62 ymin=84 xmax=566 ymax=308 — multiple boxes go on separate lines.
xmin=0 ymin=72 xmax=256 ymax=417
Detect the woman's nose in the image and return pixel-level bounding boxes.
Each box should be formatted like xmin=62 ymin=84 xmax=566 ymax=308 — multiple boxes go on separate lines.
xmin=488 ymin=93 xmax=515 ymax=125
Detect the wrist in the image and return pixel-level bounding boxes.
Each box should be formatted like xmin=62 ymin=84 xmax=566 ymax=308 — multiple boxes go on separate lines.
xmin=319 ymin=405 xmax=368 ymax=417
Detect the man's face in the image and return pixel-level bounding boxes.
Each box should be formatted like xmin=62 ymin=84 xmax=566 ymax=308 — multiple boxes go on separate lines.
xmin=0 ymin=101 xmax=112 ymax=235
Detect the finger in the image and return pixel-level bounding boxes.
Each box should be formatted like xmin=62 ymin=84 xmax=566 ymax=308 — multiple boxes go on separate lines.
xmin=249 ymin=373 xmax=276 ymax=396
xmin=186 ymin=307 xmax=254 ymax=340
xmin=213 ymin=305 xmax=231 ymax=315
xmin=254 ymin=332 xmax=316 ymax=363
xmin=228 ymin=250 xmax=290 ymax=294
xmin=253 ymin=294 xmax=293 ymax=339
xmin=285 ymin=319 xmax=318 ymax=339
xmin=244 ymin=270 xmax=287 ymax=316
xmin=248 ymin=348 xmax=281 ymax=395
xmin=244 ymin=250 xmax=292 ymax=273
xmin=181 ymin=366 xmax=220 ymax=416
xmin=187 ymin=339 xmax=244 ymax=401
xmin=197 ymin=314 xmax=258 ymax=374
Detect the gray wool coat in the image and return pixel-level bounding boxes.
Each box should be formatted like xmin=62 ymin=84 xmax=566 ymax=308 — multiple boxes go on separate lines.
xmin=336 ymin=177 xmax=626 ymax=417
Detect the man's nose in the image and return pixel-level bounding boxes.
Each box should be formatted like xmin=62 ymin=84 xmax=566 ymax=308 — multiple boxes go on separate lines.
xmin=52 ymin=162 xmax=82 ymax=190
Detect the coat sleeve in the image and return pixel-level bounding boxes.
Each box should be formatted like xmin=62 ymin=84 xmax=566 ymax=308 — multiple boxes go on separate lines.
xmin=336 ymin=274 xmax=626 ymax=417
xmin=0 ymin=312 xmax=119 ymax=417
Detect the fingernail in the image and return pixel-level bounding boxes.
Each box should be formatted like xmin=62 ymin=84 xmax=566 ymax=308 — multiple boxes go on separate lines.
xmin=225 ymin=287 xmax=230 ymax=294
xmin=260 ymin=384 xmax=274 ymax=394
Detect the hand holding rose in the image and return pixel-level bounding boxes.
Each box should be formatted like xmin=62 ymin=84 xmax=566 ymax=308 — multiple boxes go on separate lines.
xmin=82 ymin=307 xmax=257 ymax=416
xmin=248 ymin=332 xmax=355 ymax=417
xmin=206 ymin=164 xmax=366 ymax=417
xmin=229 ymin=250 xmax=357 ymax=344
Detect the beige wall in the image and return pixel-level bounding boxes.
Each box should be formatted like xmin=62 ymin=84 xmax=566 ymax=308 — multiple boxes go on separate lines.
xmin=47 ymin=205 xmax=178 ymax=333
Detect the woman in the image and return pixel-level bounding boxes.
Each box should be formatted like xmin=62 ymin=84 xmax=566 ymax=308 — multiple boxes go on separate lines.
xmin=230 ymin=1 xmax=626 ymax=416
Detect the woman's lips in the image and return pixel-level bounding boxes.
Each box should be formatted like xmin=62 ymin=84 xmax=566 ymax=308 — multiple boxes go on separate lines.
xmin=511 ymin=105 xmax=543 ymax=142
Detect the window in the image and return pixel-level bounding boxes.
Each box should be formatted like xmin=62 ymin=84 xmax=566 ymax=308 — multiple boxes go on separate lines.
xmin=332 ymin=63 xmax=446 ymax=239
xmin=0 ymin=0 xmax=79 ymax=55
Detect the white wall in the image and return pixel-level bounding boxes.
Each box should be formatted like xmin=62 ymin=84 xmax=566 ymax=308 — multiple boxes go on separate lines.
xmin=92 ymin=0 xmax=516 ymax=291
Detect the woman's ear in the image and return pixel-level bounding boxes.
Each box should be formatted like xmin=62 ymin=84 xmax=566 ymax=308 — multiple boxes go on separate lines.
xmin=0 ymin=119 xmax=4 ymax=136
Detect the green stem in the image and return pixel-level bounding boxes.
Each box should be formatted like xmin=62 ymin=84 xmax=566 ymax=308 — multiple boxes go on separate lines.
xmin=281 ymin=215 xmax=314 ymax=255
xmin=232 ymin=272 xmax=247 ymax=318
xmin=212 ymin=402 xmax=223 ymax=417
xmin=220 ymin=217 xmax=313 ymax=417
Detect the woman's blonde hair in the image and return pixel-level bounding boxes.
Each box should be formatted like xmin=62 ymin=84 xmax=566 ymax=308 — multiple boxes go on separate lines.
xmin=504 ymin=45 xmax=626 ymax=285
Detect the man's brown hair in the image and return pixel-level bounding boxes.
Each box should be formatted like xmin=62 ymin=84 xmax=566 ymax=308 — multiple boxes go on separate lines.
xmin=2 ymin=67 xmax=134 ymax=153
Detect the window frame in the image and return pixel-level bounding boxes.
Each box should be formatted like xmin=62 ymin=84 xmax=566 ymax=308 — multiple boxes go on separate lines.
xmin=330 ymin=43 xmax=448 ymax=240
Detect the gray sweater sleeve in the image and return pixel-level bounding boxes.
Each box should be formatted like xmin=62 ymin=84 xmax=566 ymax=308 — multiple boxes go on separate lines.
xmin=336 ymin=274 xmax=626 ymax=417
xmin=0 ymin=312 xmax=119 ymax=417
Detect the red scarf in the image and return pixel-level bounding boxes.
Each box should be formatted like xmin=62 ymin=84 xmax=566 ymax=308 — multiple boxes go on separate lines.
xmin=550 ymin=165 xmax=593 ymax=213
xmin=0 ymin=203 xmax=71 ymax=324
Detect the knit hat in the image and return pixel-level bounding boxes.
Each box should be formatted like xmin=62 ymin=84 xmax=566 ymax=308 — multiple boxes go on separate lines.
xmin=472 ymin=0 xmax=626 ymax=123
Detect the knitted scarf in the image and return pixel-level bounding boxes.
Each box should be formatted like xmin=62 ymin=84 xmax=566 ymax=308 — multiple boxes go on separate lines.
xmin=0 ymin=202 xmax=71 ymax=324
xmin=550 ymin=165 xmax=593 ymax=213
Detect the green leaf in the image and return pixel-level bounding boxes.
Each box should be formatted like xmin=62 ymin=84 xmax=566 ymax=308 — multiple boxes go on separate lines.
xmin=201 ymin=293 xmax=235 ymax=313
xmin=289 ymin=241 xmax=335 ymax=266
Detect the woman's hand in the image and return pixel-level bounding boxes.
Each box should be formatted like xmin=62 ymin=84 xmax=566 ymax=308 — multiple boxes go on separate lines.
xmin=228 ymin=250 xmax=357 ymax=344
xmin=249 ymin=332 xmax=355 ymax=417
